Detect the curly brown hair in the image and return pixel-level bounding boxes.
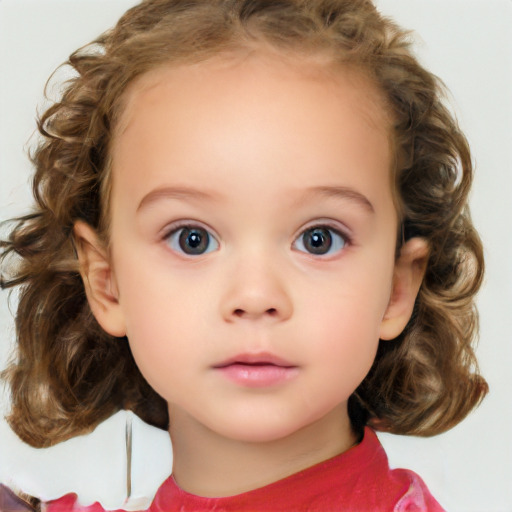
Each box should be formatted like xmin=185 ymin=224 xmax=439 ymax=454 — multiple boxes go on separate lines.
xmin=0 ymin=0 xmax=487 ymax=448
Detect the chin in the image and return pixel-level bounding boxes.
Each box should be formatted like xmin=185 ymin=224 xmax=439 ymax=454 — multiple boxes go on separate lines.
xmin=224 ymin=427 xmax=298 ymax=444
xmin=210 ymin=415 xmax=316 ymax=444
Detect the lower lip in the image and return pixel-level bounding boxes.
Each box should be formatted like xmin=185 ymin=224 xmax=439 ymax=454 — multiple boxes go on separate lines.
xmin=216 ymin=364 xmax=299 ymax=388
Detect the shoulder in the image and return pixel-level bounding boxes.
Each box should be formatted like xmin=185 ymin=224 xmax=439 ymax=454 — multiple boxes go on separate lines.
xmin=389 ymin=468 xmax=446 ymax=512
xmin=43 ymin=494 xmax=110 ymax=512
xmin=367 ymin=428 xmax=446 ymax=512
xmin=334 ymin=428 xmax=446 ymax=512
xmin=0 ymin=484 xmax=40 ymax=511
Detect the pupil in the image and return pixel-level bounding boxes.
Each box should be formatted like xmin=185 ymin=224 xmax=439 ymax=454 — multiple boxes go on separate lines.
xmin=304 ymin=228 xmax=332 ymax=254
xmin=179 ymin=228 xmax=208 ymax=254
xmin=311 ymin=232 xmax=324 ymax=247
xmin=188 ymin=233 xmax=201 ymax=248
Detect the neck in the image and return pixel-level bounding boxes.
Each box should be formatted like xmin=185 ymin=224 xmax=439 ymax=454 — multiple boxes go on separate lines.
xmin=168 ymin=404 xmax=357 ymax=498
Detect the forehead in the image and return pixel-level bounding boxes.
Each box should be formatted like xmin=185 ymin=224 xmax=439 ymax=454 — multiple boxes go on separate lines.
xmin=109 ymin=52 xmax=395 ymax=217
xmin=114 ymin=51 xmax=392 ymax=142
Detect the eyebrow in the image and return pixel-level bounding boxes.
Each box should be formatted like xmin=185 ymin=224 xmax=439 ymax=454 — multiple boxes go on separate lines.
xmin=137 ymin=186 xmax=221 ymax=212
xmin=298 ymin=186 xmax=375 ymax=213
xmin=136 ymin=184 xmax=374 ymax=214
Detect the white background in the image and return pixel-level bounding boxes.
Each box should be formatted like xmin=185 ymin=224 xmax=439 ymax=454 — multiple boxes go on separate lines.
xmin=1 ymin=0 xmax=511 ymax=510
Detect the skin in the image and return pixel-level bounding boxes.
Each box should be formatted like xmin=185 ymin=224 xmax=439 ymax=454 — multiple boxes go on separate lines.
xmin=75 ymin=52 xmax=428 ymax=497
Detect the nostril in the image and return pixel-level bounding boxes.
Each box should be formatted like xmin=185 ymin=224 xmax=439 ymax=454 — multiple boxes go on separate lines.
xmin=232 ymin=308 xmax=278 ymax=317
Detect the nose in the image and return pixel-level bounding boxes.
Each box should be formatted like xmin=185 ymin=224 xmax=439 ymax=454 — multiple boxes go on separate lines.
xmin=220 ymin=256 xmax=293 ymax=323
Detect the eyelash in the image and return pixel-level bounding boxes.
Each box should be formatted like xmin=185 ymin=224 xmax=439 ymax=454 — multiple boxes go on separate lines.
xmin=162 ymin=221 xmax=350 ymax=257
xmin=292 ymin=224 xmax=350 ymax=257
xmin=163 ymin=222 xmax=220 ymax=256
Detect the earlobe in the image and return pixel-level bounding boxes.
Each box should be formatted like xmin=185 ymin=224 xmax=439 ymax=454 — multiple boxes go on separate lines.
xmin=379 ymin=237 xmax=429 ymax=341
xmin=73 ymin=221 xmax=127 ymax=338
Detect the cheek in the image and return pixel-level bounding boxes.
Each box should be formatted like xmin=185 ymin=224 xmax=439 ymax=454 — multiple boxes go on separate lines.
xmin=302 ymin=265 xmax=393 ymax=335
xmin=114 ymin=264 xmax=202 ymax=385
xmin=306 ymin=302 xmax=381 ymax=363
xmin=303 ymin=309 xmax=380 ymax=404
xmin=298 ymin=271 xmax=391 ymax=382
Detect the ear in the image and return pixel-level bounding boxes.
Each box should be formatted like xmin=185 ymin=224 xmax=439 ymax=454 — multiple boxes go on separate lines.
xmin=74 ymin=221 xmax=126 ymax=338
xmin=379 ymin=237 xmax=429 ymax=341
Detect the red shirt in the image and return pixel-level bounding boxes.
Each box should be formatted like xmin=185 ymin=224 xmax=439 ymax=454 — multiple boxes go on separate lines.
xmin=45 ymin=428 xmax=445 ymax=512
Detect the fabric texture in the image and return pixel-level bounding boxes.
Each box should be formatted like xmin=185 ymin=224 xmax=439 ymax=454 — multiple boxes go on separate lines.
xmin=43 ymin=428 xmax=445 ymax=512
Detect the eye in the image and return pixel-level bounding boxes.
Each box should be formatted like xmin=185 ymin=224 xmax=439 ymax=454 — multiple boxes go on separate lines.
xmin=294 ymin=226 xmax=347 ymax=256
xmin=165 ymin=225 xmax=219 ymax=256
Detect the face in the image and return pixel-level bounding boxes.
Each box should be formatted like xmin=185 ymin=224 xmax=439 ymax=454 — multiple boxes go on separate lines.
xmin=101 ymin=54 xmax=402 ymax=443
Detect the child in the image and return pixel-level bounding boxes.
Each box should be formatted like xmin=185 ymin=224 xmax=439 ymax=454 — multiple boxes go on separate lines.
xmin=0 ymin=0 xmax=488 ymax=510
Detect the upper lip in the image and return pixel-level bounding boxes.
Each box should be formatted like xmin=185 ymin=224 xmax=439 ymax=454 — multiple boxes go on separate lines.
xmin=213 ymin=352 xmax=296 ymax=368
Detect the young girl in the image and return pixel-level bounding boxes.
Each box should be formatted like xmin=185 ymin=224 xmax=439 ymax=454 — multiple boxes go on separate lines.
xmin=0 ymin=0 xmax=488 ymax=510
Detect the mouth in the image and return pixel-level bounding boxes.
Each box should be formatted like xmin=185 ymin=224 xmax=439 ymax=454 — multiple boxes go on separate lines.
xmin=214 ymin=352 xmax=295 ymax=369
xmin=213 ymin=353 xmax=299 ymax=388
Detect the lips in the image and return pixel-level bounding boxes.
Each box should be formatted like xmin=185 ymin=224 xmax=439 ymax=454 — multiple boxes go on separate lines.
xmin=214 ymin=352 xmax=295 ymax=369
xmin=213 ymin=353 xmax=299 ymax=388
